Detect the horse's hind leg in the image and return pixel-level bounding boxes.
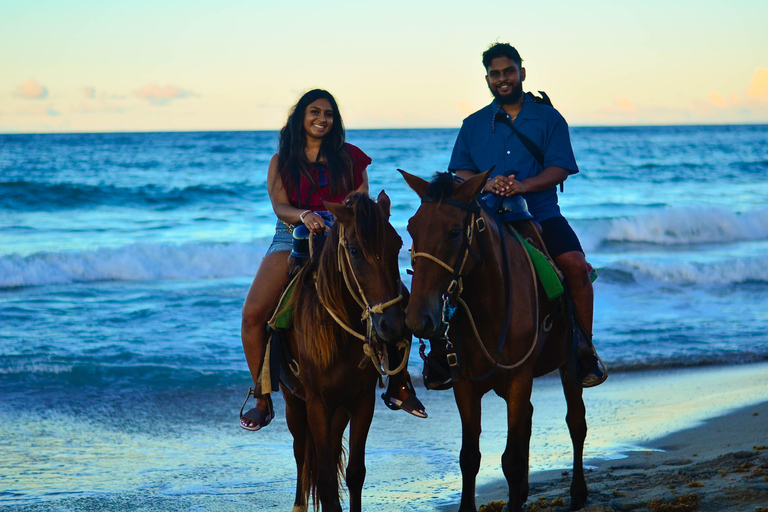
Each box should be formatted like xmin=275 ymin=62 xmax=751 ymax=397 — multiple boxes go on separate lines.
xmin=501 ymin=378 xmax=534 ymax=512
xmin=559 ymin=367 xmax=588 ymax=510
xmin=454 ymin=382 xmax=483 ymax=512
xmin=346 ymin=393 xmax=375 ymax=512
xmin=284 ymin=392 xmax=309 ymax=512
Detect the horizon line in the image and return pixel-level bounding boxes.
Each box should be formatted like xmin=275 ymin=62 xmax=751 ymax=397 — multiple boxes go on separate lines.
xmin=3 ymin=121 xmax=768 ymax=136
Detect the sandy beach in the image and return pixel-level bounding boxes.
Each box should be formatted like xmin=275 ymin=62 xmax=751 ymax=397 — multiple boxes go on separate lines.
xmin=471 ymin=368 xmax=768 ymax=512
xmin=3 ymin=361 xmax=768 ymax=511
xmin=474 ymin=403 xmax=768 ymax=512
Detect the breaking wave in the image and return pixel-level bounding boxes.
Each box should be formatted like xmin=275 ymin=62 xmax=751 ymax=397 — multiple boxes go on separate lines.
xmin=0 ymin=241 xmax=268 ymax=288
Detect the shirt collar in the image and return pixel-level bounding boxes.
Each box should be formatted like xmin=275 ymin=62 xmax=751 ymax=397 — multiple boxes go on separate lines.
xmin=490 ymin=95 xmax=537 ymax=133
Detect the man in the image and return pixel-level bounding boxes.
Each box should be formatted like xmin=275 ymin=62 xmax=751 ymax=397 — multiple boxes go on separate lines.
xmin=449 ymin=42 xmax=606 ymax=387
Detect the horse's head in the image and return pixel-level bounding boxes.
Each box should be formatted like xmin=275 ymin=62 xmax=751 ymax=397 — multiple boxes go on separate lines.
xmin=321 ymin=190 xmax=406 ymax=345
xmin=399 ymin=169 xmax=490 ymax=339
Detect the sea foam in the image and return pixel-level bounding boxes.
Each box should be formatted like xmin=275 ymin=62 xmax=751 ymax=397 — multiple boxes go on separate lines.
xmin=601 ymin=206 xmax=768 ymax=245
xmin=600 ymin=254 xmax=768 ymax=285
xmin=0 ymin=241 xmax=267 ymax=288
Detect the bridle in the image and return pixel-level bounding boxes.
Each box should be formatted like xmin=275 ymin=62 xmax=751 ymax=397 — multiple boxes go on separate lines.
xmin=410 ymin=194 xmax=545 ymax=379
xmin=316 ymin=222 xmax=409 ymax=377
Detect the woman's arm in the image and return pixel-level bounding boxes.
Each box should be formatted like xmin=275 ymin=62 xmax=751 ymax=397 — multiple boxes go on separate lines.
xmin=355 ymin=169 xmax=369 ymax=194
xmin=267 ymin=154 xmax=326 ymax=235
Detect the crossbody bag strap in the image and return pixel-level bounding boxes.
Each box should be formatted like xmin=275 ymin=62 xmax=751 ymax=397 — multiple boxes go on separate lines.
xmin=507 ymin=123 xmax=564 ymax=193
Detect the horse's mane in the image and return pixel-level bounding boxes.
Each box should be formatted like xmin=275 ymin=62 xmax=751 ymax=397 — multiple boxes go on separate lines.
xmin=425 ymin=171 xmax=459 ymax=202
xmin=291 ymin=192 xmax=393 ymax=368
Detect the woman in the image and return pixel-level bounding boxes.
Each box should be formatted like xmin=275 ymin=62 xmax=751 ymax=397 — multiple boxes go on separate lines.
xmin=240 ymin=89 xmax=426 ymax=430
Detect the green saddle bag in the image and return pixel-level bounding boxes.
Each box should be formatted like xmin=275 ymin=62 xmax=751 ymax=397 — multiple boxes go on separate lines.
xmin=513 ymin=232 xmax=598 ymax=302
xmin=268 ymin=272 xmax=300 ymax=330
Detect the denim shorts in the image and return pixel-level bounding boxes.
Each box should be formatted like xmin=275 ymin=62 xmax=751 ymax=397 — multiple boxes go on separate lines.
xmin=265 ymin=220 xmax=294 ymax=256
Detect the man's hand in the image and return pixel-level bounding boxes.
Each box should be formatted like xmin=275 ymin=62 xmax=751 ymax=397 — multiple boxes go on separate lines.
xmin=483 ymin=174 xmax=527 ymax=196
xmin=482 ymin=166 xmax=570 ymax=196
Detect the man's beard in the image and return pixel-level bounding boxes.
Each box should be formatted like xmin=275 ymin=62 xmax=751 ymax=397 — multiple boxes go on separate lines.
xmin=490 ymin=82 xmax=524 ymax=105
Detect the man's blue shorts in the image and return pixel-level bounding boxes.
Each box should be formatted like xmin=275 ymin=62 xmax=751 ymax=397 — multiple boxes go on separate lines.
xmin=539 ymin=216 xmax=584 ymax=259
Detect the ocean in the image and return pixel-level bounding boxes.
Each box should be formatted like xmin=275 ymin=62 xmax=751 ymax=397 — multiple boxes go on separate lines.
xmin=2 ymin=126 xmax=767 ymax=510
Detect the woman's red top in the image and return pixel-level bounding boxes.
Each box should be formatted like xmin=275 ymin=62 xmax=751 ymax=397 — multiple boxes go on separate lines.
xmin=287 ymin=143 xmax=371 ymax=210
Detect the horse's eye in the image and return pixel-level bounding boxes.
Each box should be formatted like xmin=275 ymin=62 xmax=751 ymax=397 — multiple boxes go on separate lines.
xmin=448 ymin=228 xmax=462 ymax=240
xmin=349 ymin=247 xmax=361 ymax=258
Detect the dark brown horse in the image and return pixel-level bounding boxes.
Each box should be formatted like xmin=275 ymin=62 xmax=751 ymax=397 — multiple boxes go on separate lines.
xmin=279 ymin=191 xmax=409 ymax=512
xmin=400 ymin=170 xmax=588 ymax=512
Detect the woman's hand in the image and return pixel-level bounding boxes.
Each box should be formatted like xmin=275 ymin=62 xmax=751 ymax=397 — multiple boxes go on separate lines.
xmin=300 ymin=210 xmax=327 ymax=235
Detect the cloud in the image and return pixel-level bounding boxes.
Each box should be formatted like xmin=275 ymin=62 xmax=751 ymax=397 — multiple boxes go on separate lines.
xmin=747 ymin=68 xmax=768 ymax=100
xmin=134 ymin=83 xmax=193 ymax=105
xmin=613 ymin=97 xmax=635 ymax=111
xmin=77 ymin=88 xmax=125 ymax=114
xmin=16 ymin=105 xmax=60 ymax=116
xmin=15 ymin=79 xmax=48 ymax=99
xmin=456 ymin=100 xmax=474 ymax=117
xmin=77 ymin=102 xmax=124 ymax=114
xmin=707 ymin=92 xmax=726 ymax=108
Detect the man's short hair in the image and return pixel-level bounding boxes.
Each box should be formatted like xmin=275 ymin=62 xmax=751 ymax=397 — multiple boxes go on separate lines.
xmin=482 ymin=43 xmax=523 ymax=70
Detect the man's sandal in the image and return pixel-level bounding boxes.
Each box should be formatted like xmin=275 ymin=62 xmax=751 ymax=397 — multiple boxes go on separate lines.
xmin=239 ymin=387 xmax=275 ymax=431
xmin=578 ymin=350 xmax=608 ymax=388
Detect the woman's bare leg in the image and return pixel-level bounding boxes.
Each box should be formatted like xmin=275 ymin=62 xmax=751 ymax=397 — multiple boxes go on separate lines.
xmin=241 ymin=250 xmax=291 ymax=428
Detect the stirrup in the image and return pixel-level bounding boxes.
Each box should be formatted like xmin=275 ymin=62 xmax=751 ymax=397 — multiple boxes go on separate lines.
xmin=422 ymin=356 xmax=454 ymax=390
xmin=578 ymin=351 xmax=608 ymax=388
xmin=239 ymin=387 xmax=275 ymax=431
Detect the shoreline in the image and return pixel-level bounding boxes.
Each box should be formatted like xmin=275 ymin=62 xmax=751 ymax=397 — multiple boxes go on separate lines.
xmin=469 ymin=365 xmax=768 ymax=512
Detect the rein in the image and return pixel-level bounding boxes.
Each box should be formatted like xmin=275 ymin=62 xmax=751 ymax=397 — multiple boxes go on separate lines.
xmin=315 ymin=223 xmax=409 ymax=377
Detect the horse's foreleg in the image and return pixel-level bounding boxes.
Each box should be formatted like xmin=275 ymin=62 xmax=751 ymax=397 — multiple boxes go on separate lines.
xmin=346 ymin=392 xmax=375 ymax=512
xmin=559 ymin=368 xmax=588 ymax=510
xmin=284 ymin=392 xmax=309 ymax=512
xmin=501 ymin=378 xmax=534 ymax=512
xmin=306 ymin=398 xmax=343 ymax=512
xmin=453 ymin=382 xmax=483 ymax=512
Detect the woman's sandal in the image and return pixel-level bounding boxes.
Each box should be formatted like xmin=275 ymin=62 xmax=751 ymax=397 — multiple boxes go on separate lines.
xmin=381 ymin=376 xmax=428 ymax=419
xmin=239 ymin=387 xmax=275 ymax=431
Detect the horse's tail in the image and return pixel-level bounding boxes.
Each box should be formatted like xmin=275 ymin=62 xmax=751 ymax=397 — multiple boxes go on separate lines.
xmin=301 ymin=428 xmax=347 ymax=510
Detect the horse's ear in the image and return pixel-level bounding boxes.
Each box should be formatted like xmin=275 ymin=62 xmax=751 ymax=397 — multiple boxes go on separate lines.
xmin=454 ymin=170 xmax=491 ymax=202
xmin=323 ymin=200 xmax=352 ymax=225
xmin=376 ymin=190 xmax=391 ymax=218
xmin=398 ymin=169 xmax=429 ymax=198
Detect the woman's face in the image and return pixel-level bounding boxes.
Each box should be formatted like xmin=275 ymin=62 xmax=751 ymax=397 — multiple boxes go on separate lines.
xmin=303 ymin=98 xmax=334 ymax=141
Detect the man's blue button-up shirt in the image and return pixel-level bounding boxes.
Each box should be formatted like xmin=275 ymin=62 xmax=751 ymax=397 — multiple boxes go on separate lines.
xmin=448 ymin=98 xmax=579 ymax=222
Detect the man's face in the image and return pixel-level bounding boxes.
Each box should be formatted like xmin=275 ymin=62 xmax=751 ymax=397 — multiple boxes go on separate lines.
xmin=485 ymin=56 xmax=525 ymax=104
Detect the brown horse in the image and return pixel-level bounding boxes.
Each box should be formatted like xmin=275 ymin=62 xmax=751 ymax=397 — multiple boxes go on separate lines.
xmin=279 ymin=191 xmax=409 ymax=512
xmin=400 ymin=170 xmax=588 ymax=512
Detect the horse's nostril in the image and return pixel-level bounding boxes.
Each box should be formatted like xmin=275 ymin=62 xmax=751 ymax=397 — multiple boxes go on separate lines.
xmin=421 ymin=314 xmax=436 ymax=336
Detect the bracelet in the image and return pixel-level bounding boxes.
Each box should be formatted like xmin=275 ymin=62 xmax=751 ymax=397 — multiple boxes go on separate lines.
xmin=299 ymin=210 xmax=312 ymax=223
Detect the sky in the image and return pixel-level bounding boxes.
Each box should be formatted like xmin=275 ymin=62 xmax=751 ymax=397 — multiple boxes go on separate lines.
xmin=1 ymin=0 xmax=767 ymax=133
